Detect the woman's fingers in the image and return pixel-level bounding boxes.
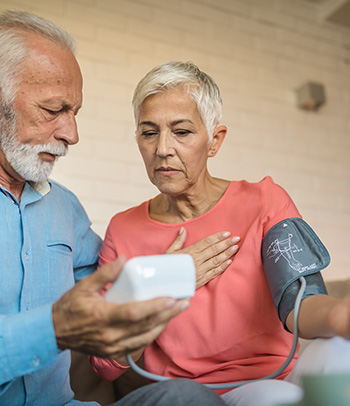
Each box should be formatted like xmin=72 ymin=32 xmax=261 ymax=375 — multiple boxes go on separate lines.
xmin=178 ymin=232 xmax=240 ymax=288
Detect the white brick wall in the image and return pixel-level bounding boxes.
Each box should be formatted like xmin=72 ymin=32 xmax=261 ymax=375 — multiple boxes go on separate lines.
xmin=1 ymin=0 xmax=349 ymax=280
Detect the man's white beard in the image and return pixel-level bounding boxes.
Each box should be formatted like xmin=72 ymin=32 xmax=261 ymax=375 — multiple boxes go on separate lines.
xmin=0 ymin=106 xmax=68 ymax=182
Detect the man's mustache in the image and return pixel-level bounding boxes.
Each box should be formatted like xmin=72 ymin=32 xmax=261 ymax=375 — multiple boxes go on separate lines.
xmin=18 ymin=142 xmax=68 ymax=157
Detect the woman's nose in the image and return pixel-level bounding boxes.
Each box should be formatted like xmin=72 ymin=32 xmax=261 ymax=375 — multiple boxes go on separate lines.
xmin=156 ymin=131 xmax=174 ymax=157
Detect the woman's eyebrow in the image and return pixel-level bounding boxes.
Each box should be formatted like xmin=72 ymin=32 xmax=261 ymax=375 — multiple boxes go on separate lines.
xmin=171 ymin=119 xmax=194 ymax=126
xmin=139 ymin=121 xmax=158 ymax=127
xmin=139 ymin=119 xmax=194 ymax=127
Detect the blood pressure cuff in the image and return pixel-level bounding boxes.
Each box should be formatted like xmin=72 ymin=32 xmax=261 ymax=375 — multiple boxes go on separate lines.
xmin=262 ymin=218 xmax=330 ymax=328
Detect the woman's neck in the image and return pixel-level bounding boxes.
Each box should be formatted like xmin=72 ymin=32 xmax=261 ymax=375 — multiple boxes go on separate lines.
xmin=149 ymin=177 xmax=230 ymax=224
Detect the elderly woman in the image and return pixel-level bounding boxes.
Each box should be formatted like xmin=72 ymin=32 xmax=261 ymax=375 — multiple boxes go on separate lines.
xmin=90 ymin=62 xmax=350 ymax=406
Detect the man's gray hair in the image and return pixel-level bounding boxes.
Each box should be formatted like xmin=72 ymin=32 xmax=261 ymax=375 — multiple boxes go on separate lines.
xmin=0 ymin=10 xmax=76 ymax=107
xmin=132 ymin=61 xmax=223 ymax=141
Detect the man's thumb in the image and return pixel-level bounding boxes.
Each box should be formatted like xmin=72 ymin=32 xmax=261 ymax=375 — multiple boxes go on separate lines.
xmin=87 ymin=257 xmax=127 ymax=292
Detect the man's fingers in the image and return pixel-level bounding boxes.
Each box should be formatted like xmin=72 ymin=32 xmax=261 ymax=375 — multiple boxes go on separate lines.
xmin=106 ymin=297 xmax=189 ymax=325
xmin=94 ymin=299 xmax=190 ymax=356
xmin=81 ymin=257 xmax=127 ymax=292
xmin=102 ymin=321 xmax=171 ymax=358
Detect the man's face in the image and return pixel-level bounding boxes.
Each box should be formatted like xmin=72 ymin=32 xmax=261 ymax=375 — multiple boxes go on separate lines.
xmin=0 ymin=32 xmax=83 ymax=183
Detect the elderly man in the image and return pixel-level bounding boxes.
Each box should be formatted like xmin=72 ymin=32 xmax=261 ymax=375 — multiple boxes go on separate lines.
xmin=0 ymin=10 xmax=233 ymax=406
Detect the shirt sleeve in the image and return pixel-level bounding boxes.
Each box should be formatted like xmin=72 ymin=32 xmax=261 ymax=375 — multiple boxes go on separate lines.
xmin=70 ymin=191 xmax=102 ymax=281
xmin=0 ymin=304 xmax=60 ymax=387
xmin=262 ymin=176 xmax=302 ymax=237
xmin=0 ymin=184 xmax=101 ymax=389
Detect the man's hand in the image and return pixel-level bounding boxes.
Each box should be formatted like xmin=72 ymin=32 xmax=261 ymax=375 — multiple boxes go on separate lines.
xmin=52 ymin=257 xmax=189 ymax=358
xmin=166 ymin=228 xmax=240 ymax=289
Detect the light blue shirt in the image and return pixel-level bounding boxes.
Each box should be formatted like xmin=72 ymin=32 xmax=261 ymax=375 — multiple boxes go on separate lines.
xmin=0 ymin=180 xmax=102 ymax=406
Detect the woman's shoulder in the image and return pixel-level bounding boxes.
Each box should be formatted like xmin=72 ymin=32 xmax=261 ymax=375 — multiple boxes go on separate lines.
xmin=109 ymin=200 xmax=150 ymax=226
xmin=228 ymin=176 xmax=281 ymax=194
xmin=226 ymin=176 xmax=294 ymax=211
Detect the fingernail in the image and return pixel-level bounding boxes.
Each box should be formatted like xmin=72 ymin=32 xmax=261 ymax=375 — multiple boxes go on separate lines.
xmin=179 ymin=227 xmax=184 ymax=235
xmin=165 ymin=298 xmax=176 ymax=308
xmin=223 ymin=231 xmax=230 ymax=237
xmin=180 ymin=300 xmax=190 ymax=311
xmin=230 ymin=245 xmax=238 ymax=253
xmin=232 ymin=236 xmax=240 ymax=243
xmin=226 ymin=259 xmax=233 ymax=266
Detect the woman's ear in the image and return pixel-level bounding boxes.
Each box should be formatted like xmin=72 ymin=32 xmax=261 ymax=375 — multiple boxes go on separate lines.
xmin=207 ymin=125 xmax=227 ymax=158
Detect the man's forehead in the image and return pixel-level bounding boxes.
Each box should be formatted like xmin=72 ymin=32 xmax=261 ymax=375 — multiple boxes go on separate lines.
xmin=17 ymin=43 xmax=82 ymax=92
xmin=21 ymin=53 xmax=79 ymax=81
xmin=21 ymin=33 xmax=80 ymax=76
xmin=14 ymin=56 xmax=83 ymax=113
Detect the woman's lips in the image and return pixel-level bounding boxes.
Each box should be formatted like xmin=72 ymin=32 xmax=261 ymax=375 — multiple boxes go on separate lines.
xmin=156 ymin=167 xmax=180 ymax=176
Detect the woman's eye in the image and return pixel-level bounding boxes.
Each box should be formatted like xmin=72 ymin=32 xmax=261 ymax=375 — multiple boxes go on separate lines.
xmin=174 ymin=130 xmax=190 ymax=136
xmin=141 ymin=131 xmax=157 ymax=137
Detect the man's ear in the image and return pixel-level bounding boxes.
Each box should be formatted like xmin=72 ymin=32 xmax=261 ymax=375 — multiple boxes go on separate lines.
xmin=207 ymin=125 xmax=227 ymax=158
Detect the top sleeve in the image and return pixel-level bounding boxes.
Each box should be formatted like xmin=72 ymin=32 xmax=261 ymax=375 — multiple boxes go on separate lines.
xmin=89 ymin=356 xmax=130 ymax=381
xmin=98 ymin=218 xmax=119 ymax=267
xmin=261 ymin=176 xmax=302 ymax=237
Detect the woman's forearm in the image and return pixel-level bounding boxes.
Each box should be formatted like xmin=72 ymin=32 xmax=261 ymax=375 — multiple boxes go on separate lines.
xmin=286 ymin=294 xmax=340 ymax=339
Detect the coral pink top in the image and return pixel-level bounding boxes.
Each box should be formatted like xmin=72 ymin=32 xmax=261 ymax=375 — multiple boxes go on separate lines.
xmin=90 ymin=177 xmax=302 ymax=394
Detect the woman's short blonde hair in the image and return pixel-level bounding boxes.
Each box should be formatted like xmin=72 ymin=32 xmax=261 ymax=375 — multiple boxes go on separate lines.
xmin=132 ymin=61 xmax=223 ymax=141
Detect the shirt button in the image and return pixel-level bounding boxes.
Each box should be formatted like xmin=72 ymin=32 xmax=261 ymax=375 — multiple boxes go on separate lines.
xmin=25 ymin=251 xmax=29 ymax=260
xmin=32 ymin=357 xmax=40 ymax=367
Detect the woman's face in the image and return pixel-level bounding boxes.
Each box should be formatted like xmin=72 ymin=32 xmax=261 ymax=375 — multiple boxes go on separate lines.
xmin=136 ymin=87 xmax=214 ymax=197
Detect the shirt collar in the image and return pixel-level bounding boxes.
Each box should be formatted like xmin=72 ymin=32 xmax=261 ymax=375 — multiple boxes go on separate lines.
xmin=0 ymin=179 xmax=52 ymax=206
xmin=29 ymin=180 xmax=51 ymax=197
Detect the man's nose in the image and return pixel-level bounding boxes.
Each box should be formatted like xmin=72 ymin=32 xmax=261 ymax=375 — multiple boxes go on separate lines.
xmin=54 ymin=112 xmax=79 ymax=145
